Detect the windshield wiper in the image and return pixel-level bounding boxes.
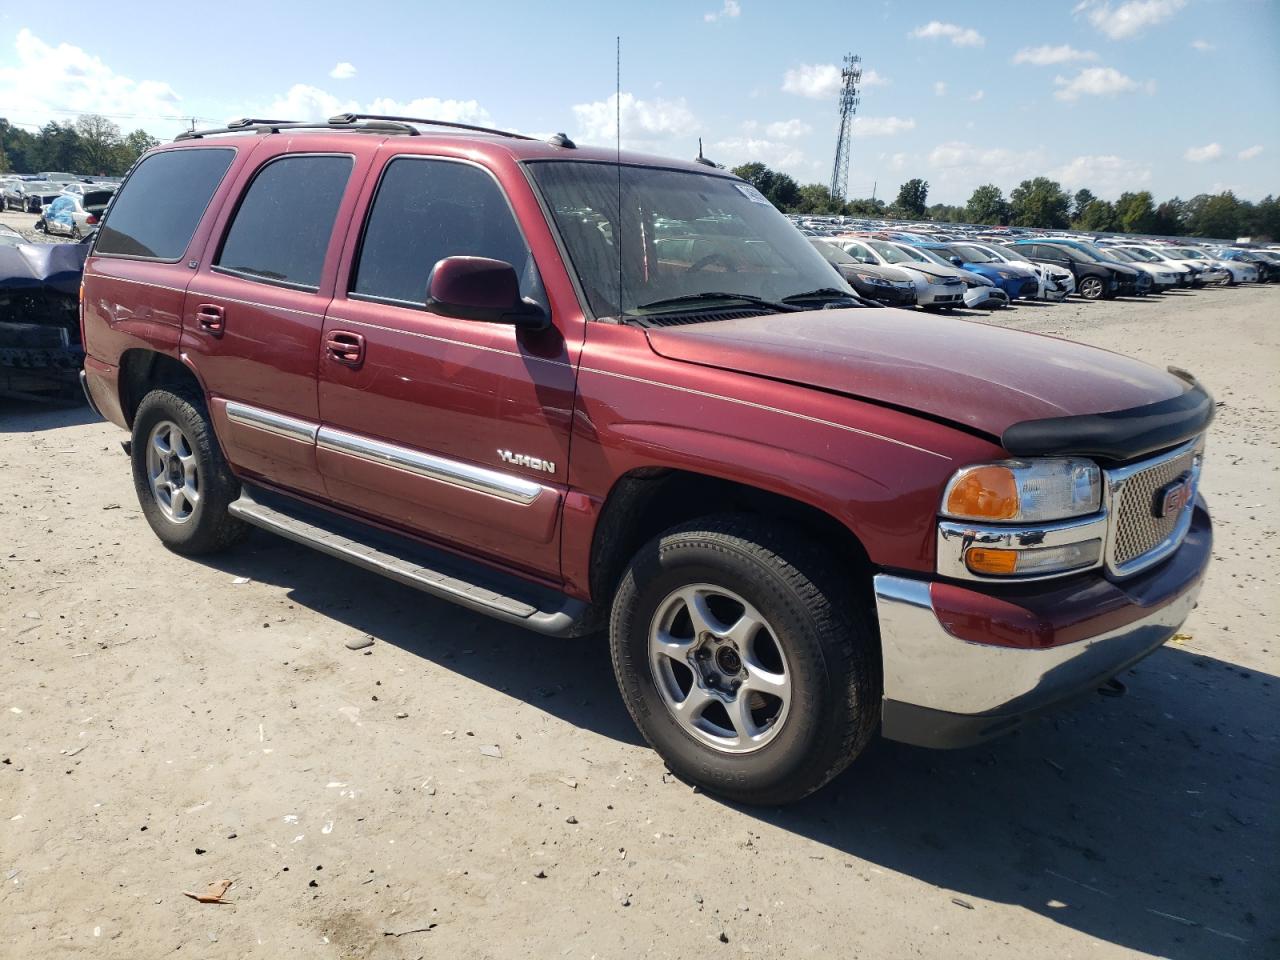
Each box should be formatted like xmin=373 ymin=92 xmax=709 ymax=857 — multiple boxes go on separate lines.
xmin=781 ymin=287 xmax=864 ymax=305
xmin=630 ymin=292 xmax=798 ymax=314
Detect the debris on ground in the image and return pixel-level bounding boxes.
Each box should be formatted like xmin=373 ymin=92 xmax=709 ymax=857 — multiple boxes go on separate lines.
xmin=479 ymin=744 xmax=502 ymax=759
xmin=344 ymin=635 xmax=375 ymax=651
xmin=183 ymin=880 xmax=233 ymax=904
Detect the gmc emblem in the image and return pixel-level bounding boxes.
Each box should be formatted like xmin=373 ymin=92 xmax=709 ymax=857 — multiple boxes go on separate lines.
xmin=1154 ymin=474 xmax=1194 ymax=518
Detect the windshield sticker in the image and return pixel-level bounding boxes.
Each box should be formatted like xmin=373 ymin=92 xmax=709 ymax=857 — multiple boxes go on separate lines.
xmin=734 ymin=183 xmax=772 ymax=205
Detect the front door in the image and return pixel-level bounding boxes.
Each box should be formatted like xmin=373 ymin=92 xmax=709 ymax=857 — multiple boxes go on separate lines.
xmin=183 ymin=147 xmax=363 ymax=498
xmin=317 ymin=155 xmax=579 ymax=581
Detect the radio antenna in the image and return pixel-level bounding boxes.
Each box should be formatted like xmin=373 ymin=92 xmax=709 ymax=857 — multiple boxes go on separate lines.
xmin=615 ymin=35 xmax=623 ymax=317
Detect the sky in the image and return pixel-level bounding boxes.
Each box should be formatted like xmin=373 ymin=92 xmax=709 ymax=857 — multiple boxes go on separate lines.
xmin=1 ymin=0 xmax=1277 ymax=204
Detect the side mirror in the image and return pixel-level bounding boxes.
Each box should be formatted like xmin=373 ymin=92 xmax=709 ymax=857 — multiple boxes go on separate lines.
xmin=948 ymin=256 xmax=964 ymax=267
xmin=425 ymin=256 xmax=549 ymax=330
xmin=859 ymin=255 xmax=876 ymax=265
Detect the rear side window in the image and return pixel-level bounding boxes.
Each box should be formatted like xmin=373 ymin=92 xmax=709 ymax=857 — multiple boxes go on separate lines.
xmin=215 ymin=155 xmax=353 ymax=291
xmin=95 ymin=148 xmax=234 ymax=260
xmin=352 ymin=158 xmax=532 ymax=306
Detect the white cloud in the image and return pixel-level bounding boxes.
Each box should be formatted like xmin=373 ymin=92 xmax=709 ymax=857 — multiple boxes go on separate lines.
xmin=908 ymin=21 xmax=985 ymax=47
xmin=329 ymin=62 xmax=357 ymax=80
xmin=968 ymin=90 xmax=985 ymax=102
xmin=1238 ymin=145 xmax=1264 ymax=161
xmin=261 ymin=86 xmax=493 ymax=127
xmin=711 ymin=137 xmax=804 ymax=173
xmin=850 ymin=116 xmax=916 ymax=137
xmin=264 ymin=84 xmax=356 ymax=121
xmin=1075 ymin=0 xmax=1186 ymax=40
xmin=1050 ymin=154 xmax=1152 ymax=198
xmin=0 ymin=29 xmax=184 ymax=136
xmin=781 ymin=63 xmax=842 ymax=99
xmin=765 ymin=118 xmax=812 ymax=139
xmin=1012 ymin=44 xmax=1098 ymax=66
xmin=572 ymin=92 xmax=697 ymax=149
xmin=1053 ymin=66 xmax=1154 ymax=101
xmin=861 ymin=68 xmax=890 ymax=87
xmin=1190 ymin=39 xmax=1213 ymax=52
xmin=933 ymin=81 xmax=947 ymax=96
xmin=704 ymin=0 xmax=741 ymax=22
xmin=1183 ymin=143 xmax=1222 ymax=163
xmin=926 ymin=141 xmax=1049 ymax=199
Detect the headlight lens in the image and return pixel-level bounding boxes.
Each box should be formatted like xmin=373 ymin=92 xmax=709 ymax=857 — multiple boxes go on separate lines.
xmin=942 ymin=459 xmax=1101 ymax=523
xmin=857 ymin=273 xmax=892 ymax=286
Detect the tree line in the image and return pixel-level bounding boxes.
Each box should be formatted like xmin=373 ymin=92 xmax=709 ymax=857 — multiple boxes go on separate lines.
xmin=732 ymin=161 xmax=1279 ymax=241
xmin=0 ymin=115 xmax=161 ymax=177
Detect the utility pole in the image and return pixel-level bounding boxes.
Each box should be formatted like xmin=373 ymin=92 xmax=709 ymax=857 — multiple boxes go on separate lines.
xmin=828 ymin=54 xmax=861 ymax=204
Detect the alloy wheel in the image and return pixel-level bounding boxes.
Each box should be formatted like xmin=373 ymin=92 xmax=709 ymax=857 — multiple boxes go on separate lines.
xmin=145 ymin=419 xmax=200 ymax=523
xmin=648 ymin=583 xmax=792 ymax=754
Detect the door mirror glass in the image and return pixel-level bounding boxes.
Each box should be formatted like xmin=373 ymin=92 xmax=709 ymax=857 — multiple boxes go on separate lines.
xmin=948 ymin=256 xmax=964 ymax=267
xmin=426 ymin=256 xmax=549 ymax=329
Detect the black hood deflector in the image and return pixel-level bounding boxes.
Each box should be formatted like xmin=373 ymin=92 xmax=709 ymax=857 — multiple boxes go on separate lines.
xmin=1002 ymin=368 xmax=1213 ymax=464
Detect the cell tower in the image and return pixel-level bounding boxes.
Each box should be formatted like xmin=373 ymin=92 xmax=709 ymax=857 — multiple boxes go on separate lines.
xmin=828 ymin=54 xmax=862 ymax=203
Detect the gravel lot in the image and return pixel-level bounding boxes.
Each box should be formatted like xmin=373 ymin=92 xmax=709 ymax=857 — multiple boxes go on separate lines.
xmin=0 ymin=209 xmax=64 ymax=244
xmin=2 ymin=285 xmax=1276 ymax=959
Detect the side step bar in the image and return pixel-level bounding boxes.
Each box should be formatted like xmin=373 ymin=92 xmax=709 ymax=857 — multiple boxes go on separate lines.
xmin=228 ymin=484 xmax=591 ymax=637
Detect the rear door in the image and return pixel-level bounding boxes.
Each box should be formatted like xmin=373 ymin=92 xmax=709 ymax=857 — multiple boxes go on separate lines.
xmin=182 ymin=144 xmax=366 ymax=498
xmin=316 ymin=153 xmax=580 ymax=580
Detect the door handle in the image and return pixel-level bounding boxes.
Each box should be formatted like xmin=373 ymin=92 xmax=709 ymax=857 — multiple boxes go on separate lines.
xmin=325 ymin=331 xmax=366 ymax=367
xmin=196 ymin=303 xmax=225 ymax=336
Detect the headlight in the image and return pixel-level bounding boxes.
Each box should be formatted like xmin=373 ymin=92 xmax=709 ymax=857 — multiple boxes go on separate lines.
xmin=941 ymin=458 xmax=1101 ymax=523
xmin=857 ymin=273 xmax=892 ymax=286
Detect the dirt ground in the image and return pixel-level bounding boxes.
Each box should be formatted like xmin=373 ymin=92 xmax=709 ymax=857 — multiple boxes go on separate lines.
xmin=2 ymin=285 xmax=1277 ymax=959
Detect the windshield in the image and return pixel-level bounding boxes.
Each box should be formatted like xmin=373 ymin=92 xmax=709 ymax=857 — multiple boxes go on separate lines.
xmin=1171 ymin=247 xmax=1206 ymax=259
xmin=902 ymin=245 xmax=953 ymax=267
xmin=811 ymin=239 xmax=857 ymax=265
xmin=993 ymin=244 xmax=1031 ymax=263
xmin=950 ymin=243 xmax=999 ymax=263
xmin=1106 ymin=248 xmax=1136 ymax=262
xmin=1071 ymin=241 xmax=1115 ymax=260
xmin=1120 ymin=247 xmax=1159 ymax=262
xmin=866 ymin=239 xmax=913 ymax=264
xmin=527 ymin=161 xmax=851 ymax=316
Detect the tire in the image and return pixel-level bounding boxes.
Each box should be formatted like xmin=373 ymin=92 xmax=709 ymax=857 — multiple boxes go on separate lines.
xmin=1078 ymin=275 xmax=1105 ymax=300
xmin=609 ymin=516 xmax=880 ymax=806
xmin=130 ymin=385 xmax=249 ymax=555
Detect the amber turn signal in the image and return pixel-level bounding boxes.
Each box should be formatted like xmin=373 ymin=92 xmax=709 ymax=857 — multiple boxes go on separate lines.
xmin=964 ymin=547 xmax=1021 ymax=575
xmin=943 ymin=466 xmax=1019 ymax=521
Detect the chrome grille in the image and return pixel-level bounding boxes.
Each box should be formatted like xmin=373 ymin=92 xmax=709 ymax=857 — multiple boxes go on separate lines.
xmin=1110 ymin=447 xmax=1198 ymax=569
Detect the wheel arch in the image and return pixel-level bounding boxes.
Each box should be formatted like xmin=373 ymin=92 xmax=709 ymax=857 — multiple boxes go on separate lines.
xmin=118 ymin=348 xmax=207 ymax=427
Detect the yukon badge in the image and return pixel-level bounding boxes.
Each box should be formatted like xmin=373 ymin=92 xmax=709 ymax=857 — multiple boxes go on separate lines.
xmin=497 ymin=449 xmax=556 ymax=474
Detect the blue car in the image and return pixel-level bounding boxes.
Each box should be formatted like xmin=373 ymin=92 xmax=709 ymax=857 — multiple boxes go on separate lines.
xmin=1015 ymin=238 xmax=1152 ymax=296
xmin=917 ymin=242 xmax=1039 ymax=300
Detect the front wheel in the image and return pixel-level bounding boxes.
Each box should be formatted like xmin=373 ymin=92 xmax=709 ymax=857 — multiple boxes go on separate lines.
xmin=1078 ymin=275 xmax=1105 ymax=300
xmin=130 ymin=385 xmax=249 ymax=555
xmin=609 ymin=516 xmax=880 ymax=805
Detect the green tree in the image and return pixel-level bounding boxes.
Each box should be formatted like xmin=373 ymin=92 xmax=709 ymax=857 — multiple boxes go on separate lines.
xmin=1072 ymin=188 xmax=1096 ymax=221
xmin=32 ymin=121 xmax=81 ymax=172
xmin=926 ymin=202 xmax=964 ymax=223
xmin=793 ymin=183 xmax=843 ymax=214
xmin=1009 ymin=177 xmax=1071 ymax=228
xmin=1114 ymin=191 xmax=1156 ymax=234
xmin=1185 ymin=192 xmax=1243 ymax=239
xmin=892 ymin=178 xmax=929 ymax=218
xmin=1075 ymin=199 xmax=1117 ymax=232
xmin=965 ymin=184 xmax=1009 ymax=225
xmin=119 ymin=129 xmax=161 ymax=170
xmin=844 ymin=196 xmax=886 ymax=217
xmin=1243 ymin=195 xmax=1280 ymax=241
xmin=1151 ymin=198 xmax=1186 ymax=236
xmin=74 ymin=114 xmax=124 ymax=174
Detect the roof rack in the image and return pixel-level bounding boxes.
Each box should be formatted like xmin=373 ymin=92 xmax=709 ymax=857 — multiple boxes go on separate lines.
xmin=176 ymin=117 xmax=418 ymax=140
xmin=327 ymin=113 xmax=538 ymax=141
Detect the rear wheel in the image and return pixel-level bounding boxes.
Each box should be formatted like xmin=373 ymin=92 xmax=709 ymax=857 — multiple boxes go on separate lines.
xmin=130 ymin=385 xmax=248 ymax=555
xmin=609 ymin=516 xmax=880 ymax=805
xmin=1078 ymin=275 xmax=1105 ymax=300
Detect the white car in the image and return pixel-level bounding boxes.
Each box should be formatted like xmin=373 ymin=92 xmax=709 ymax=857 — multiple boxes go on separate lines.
xmin=969 ymin=242 xmax=1073 ymax=301
xmin=38 ymin=189 xmax=115 ymax=239
xmin=1101 ymin=248 xmax=1181 ymax=291
xmin=833 ymin=237 xmax=966 ymax=309
xmin=1111 ymin=245 xmax=1228 ymax=286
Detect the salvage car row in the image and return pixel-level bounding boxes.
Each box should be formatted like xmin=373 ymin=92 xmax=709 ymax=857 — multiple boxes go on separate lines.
xmin=793 ymin=214 xmax=1279 ymax=312
xmin=0 ymin=174 xmax=119 ymax=239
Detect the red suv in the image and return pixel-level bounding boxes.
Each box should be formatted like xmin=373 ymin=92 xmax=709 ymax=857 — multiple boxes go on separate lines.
xmin=80 ymin=115 xmax=1213 ymax=804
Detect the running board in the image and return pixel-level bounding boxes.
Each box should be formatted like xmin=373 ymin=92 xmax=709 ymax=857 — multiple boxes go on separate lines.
xmin=228 ymin=484 xmax=590 ymax=637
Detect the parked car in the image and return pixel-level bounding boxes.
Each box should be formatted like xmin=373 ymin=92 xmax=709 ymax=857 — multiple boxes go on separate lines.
xmin=832 ymin=236 xmax=966 ymax=309
xmin=978 ymin=242 xmax=1074 ymax=300
xmin=1102 ymin=244 xmax=1201 ymax=287
xmin=919 ymin=242 xmax=1040 ymax=300
xmin=23 ymin=181 xmax=68 ymax=214
xmin=883 ymin=240 xmax=1009 ymax=309
xmin=36 ymin=171 xmax=78 ymax=183
xmin=1098 ymin=247 xmax=1181 ymax=292
xmin=809 ymin=238 xmax=917 ymax=307
xmin=39 ymin=191 xmax=114 ymax=239
xmin=1211 ymin=248 xmax=1280 ymax=283
xmin=60 ymin=181 xmax=118 ymax=199
xmin=1035 ymin=239 xmax=1153 ymax=296
xmin=1009 ymin=240 xmax=1139 ymax=299
xmin=81 ymin=116 xmax=1213 ymax=805
xmin=1 ymin=239 xmax=89 ymax=399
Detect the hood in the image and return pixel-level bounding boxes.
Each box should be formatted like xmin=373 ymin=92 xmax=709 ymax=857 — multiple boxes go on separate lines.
xmin=898 ymin=259 xmax=969 ymax=282
xmin=645 ymin=308 xmax=1186 ymax=440
xmin=837 ymin=262 xmax=915 ymax=283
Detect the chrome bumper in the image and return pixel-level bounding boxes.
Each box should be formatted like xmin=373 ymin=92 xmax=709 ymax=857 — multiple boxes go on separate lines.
xmin=873 ymin=571 xmax=1202 ymax=747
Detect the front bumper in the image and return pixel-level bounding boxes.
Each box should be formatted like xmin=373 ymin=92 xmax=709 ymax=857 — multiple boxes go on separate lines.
xmin=874 ymin=501 xmax=1211 ymax=748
